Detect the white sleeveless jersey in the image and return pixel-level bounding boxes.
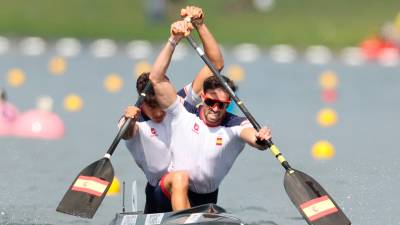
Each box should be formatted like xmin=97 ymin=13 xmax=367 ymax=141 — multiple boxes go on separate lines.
xmin=166 ymin=98 xmax=252 ymax=193
xmin=122 ymin=84 xmax=200 ymax=186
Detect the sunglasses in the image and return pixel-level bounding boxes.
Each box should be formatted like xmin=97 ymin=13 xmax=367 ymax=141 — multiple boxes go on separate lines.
xmin=203 ymin=97 xmax=231 ymax=109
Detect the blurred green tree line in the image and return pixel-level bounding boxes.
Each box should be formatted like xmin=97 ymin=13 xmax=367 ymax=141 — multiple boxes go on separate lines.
xmin=0 ymin=0 xmax=399 ymax=48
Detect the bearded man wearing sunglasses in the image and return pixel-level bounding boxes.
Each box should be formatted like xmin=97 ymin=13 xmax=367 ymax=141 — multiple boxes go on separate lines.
xmin=147 ymin=14 xmax=272 ymax=211
xmin=119 ymin=6 xmax=225 ymax=213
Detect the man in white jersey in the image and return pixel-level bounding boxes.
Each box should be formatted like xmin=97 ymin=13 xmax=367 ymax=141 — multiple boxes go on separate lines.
xmin=148 ymin=17 xmax=272 ymax=211
xmin=120 ymin=6 xmax=224 ymax=213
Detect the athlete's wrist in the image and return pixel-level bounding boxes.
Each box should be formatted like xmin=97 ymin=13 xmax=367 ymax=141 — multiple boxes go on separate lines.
xmin=168 ymin=37 xmax=178 ymax=48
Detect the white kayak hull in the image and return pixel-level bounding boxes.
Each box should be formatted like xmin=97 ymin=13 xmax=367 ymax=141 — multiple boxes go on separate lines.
xmin=109 ymin=204 xmax=244 ymax=225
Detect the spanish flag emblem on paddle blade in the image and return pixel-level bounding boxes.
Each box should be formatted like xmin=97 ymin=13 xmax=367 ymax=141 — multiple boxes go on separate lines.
xmin=216 ymin=137 xmax=223 ymax=146
xmin=300 ymin=195 xmax=338 ymax=222
xmin=71 ymin=176 xmax=110 ymax=197
xmin=284 ymin=169 xmax=351 ymax=225
xmin=57 ymin=158 xmax=114 ymax=218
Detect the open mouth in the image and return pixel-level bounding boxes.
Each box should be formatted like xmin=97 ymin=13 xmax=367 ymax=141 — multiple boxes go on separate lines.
xmin=207 ymin=110 xmax=220 ymax=121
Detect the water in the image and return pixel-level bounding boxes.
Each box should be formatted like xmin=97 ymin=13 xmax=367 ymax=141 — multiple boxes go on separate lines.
xmin=1 ymin=48 xmax=400 ymax=225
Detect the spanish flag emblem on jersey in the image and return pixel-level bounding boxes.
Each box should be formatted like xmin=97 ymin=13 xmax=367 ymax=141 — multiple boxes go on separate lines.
xmin=216 ymin=137 xmax=223 ymax=146
xmin=300 ymin=195 xmax=338 ymax=221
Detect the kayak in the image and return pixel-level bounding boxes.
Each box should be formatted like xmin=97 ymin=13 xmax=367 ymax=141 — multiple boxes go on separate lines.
xmin=109 ymin=204 xmax=244 ymax=225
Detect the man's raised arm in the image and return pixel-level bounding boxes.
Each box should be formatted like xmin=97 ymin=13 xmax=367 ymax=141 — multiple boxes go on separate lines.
xmin=181 ymin=6 xmax=224 ymax=96
xmin=149 ymin=20 xmax=193 ymax=109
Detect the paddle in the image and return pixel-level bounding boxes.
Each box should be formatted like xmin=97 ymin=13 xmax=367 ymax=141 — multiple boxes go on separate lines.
xmin=56 ymin=81 xmax=152 ymax=218
xmin=185 ymin=35 xmax=351 ymax=225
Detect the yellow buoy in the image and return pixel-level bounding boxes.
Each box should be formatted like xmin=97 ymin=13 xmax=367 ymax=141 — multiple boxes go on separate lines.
xmin=319 ymin=70 xmax=338 ymax=90
xmin=7 ymin=68 xmax=26 ymax=87
xmin=63 ymin=94 xmax=83 ymax=112
xmin=48 ymin=56 xmax=67 ymax=75
xmin=311 ymin=140 xmax=336 ymax=160
xmin=134 ymin=60 xmax=152 ymax=77
xmin=317 ymin=108 xmax=338 ymax=127
xmin=227 ymin=64 xmax=245 ymax=82
xmin=107 ymin=176 xmax=120 ymax=196
xmin=104 ymin=73 xmax=123 ymax=93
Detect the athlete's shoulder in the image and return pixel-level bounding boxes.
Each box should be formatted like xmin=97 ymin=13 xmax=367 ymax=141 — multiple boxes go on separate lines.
xmin=221 ymin=112 xmax=250 ymax=128
xmin=177 ymin=83 xmax=191 ymax=98
xmin=182 ymin=100 xmax=200 ymax=116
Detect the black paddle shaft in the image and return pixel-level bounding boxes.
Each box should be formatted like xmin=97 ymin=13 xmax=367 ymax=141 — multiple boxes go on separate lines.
xmin=186 ymin=37 xmax=262 ymax=130
xmin=105 ymin=81 xmax=152 ymax=156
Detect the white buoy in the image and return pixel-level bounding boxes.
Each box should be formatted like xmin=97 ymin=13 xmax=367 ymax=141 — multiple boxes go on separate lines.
xmin=269 ymin=44 xmax=297 ymax=63
xmin=20 ymin=37 xmax=46 ymax=56
xmin=304 ymin=45 xmax=332 ymax=64
xmin=55 ymin=38 xmax=81 ymax=58
xmin=0 ymin=36 xmax=10 ymax=55
xmin=171 ymin=43 xmax=188 ymax=61
xmin=340 ymin=47 xmax=365 ymax=66
xmin=91 ymin=39 xmax=117 ymax=58
xmin=126 ymin=40 xmax=152 ymax=59
xmin=232 ymin=43 xmax=261 ymax=63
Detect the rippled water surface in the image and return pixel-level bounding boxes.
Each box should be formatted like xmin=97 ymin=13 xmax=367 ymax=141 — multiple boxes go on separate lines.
xmin=1 ymin=51 xmax=399 ymax=225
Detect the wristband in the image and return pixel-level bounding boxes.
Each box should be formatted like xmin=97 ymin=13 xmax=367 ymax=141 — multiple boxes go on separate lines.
xmin=168 ymin=37 xmax=177 ymax=48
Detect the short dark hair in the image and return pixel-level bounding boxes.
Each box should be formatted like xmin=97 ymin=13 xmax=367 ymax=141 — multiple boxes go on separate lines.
xmin=136 ymin=72 xmax=170 ymax=108
xmin=203 ymin=75 xmax=237 ymax=95
xmin=136 ymin=72 xmax=158 ymax=108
